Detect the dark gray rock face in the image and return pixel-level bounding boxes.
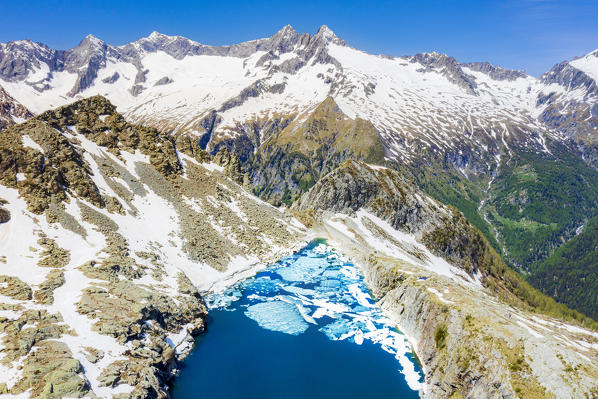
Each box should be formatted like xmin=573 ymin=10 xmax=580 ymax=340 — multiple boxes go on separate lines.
xmin=64 ymin=35 xmax=112 ymax=95
xmin=540 ymin=61 xmax=598 ymax=98
xmin=0 ymin=84 xmax=33 ymax=130
xmin=293 ymin=160 xmax=441 ymax=234
xmin=535 ymin=60 xmax=598 ymax=159
xmin=129 ymin=84 xmax=144 ymax=96
xmin=197 ymin=110 xmax=222 ymax=150
xmin=463 ymin=61 xmax=527 ymax=81
xmin=153 ymin=76 xmax=173 ymax=86
xmin=0 ymin=35 xmax=117 ymax=96
xmin=0 ymin=40 xmax=56 ymax=82
xmin=0 ymin=207 xmax=9 ymax=223
xmin=408 ymin=52 xmax=478 ymax=95
xmin=219 ymin=80 xmax=286 ymax=113
xmin=101 ymin=72 xmax=119 ymax=84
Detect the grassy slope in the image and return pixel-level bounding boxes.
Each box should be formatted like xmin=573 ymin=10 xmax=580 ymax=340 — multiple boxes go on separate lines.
xmin=250 ymin=97 xmax=384 ymax=205
xmin=413 ymin=168 xmax=502 ymax=254
xmin=419 ymin=198 xmax=598 ymax=331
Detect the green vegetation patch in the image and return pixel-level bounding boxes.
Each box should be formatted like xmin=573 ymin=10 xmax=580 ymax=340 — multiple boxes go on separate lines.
xmin=489 ymin=146 xmax=598 ymax=269
xmin=529 ymin=214 xmax=598 ymax=320
xmin=435 ymin=325 xmax=448 ymax=350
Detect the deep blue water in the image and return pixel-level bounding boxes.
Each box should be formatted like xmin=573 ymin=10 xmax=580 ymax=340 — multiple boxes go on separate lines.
xmin=172 ymin=241 xmax=422 ymax=399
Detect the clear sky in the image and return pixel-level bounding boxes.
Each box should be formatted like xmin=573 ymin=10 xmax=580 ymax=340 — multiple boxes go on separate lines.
xmin=1 ymin=0 xmax=597 ymax=76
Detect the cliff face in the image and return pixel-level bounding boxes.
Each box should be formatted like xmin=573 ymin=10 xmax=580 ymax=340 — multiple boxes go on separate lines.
xmin=295 ymin=160 xmax=598 ymax=398
xmin=294 ymin=160 xmax=549 ymax=306
xmin=360 ymin=255 xmax=598 ymax=399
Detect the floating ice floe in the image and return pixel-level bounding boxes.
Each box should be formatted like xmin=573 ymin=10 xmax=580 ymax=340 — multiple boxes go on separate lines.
xmin=275 ymin=256 xmax=329 ymax=282
xmin=207 ymin=242 xmax=424 ymax=391
xmin=244 ymin=301 xmax=309 ymax=335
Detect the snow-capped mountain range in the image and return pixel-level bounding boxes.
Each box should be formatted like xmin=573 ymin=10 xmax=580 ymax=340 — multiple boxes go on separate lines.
xmin=2 ymin=26 xmax=598 ymax=398
xmin=1 ymin=25 xmax=597 ymax=172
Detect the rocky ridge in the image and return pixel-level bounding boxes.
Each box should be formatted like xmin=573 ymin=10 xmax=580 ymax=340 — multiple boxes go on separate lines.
xmin=294 ymin=160 xmax=598 ymax=398
xmin=0 ymin=25 xmax=343 ymax=99
xmin=0 ymin=25 xmax=586 ymax=172
xmin=0 ymin=96 xmax=306 ymax=398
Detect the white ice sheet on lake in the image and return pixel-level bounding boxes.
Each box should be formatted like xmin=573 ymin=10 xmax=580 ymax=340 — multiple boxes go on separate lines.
xmin=244 ymin=301 xmax=309 ymax=335
xmin=208 ymin=243 xmax=424 ymax=391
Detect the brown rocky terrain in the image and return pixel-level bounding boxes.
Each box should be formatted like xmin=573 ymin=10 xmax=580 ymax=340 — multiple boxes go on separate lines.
xmin=0 ymin=96 xmax=306 ymax=398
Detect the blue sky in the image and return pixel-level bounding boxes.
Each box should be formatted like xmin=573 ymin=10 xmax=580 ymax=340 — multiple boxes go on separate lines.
xmin=1 ymin=0 xmax=597 ymax=76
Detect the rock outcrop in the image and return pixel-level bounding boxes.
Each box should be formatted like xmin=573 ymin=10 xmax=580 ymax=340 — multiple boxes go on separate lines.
xmin=0 ymin=85 xmax=32 ymax=130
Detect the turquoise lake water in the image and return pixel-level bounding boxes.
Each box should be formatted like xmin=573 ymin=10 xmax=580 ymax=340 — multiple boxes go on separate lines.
xmin=172 ymin=241 xmax=423 ymax=398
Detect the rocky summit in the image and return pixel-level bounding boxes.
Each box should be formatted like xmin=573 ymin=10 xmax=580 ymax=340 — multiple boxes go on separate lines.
xmin=1 ymin=24 xmax=598 ymax=399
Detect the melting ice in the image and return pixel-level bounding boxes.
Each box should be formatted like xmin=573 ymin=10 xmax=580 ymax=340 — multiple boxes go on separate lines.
xmin=206 ymin=241 xmax=424 ymax=391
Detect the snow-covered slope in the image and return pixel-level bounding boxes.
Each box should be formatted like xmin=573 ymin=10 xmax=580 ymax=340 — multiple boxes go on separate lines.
xmin=0 ymin=96 xmax=306 ymax=397
xmin=0 ymin=85 xmax=32 ymax=130
xmin=570 ymin=49 xmax=598 ymax=83
xmin=1 ymin=25 xmax=597 ymax=173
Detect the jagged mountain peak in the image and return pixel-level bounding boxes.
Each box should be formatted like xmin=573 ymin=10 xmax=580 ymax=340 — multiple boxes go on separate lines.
xmin=148 ymin=30 xmax=167 ymax=40
xmin=264 ymin=25 xmax=302 ymax=53
xmin=540 ymin=53 xmax=598 ymax=99
xmin=0 ymin=26 xmax=595 ymax=167
xmin=139 ymin=30 xmax=194 ymax=45
xmin=408 ymin=51 xmax=478 ymax=94
xmin=0 ymin=38 xmax=47 ymax=51
xmin=72 ymin=34 xmax=107 ymax=53
xmin=0 ymin=39 xmax=54 ymax=82
xmin=462 ymin=61 xmax=528 ymax=81
xmin=410 ymin=50 xmax=457 ymax=65
xmin=81 ymin=33 xmax=103 ymax=43
xmin=571 ymin=48 xmax=598 ymax=61
xmin=585 ymin=48 xmax=598 ymax=58
xmin=275 ymin=24 xmax=297 ymax=36
xmin=314 ymin=24 xmax=346 ymax=46
xmin=1 ymin=38 xmax=33 ymax=48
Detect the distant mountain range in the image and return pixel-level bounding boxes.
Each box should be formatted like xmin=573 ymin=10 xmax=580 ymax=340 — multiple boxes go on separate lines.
xmin=0 ymin=25 xmax=596 ymax=163
xmin=2 ymin=23 xmax=598 ymax=337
